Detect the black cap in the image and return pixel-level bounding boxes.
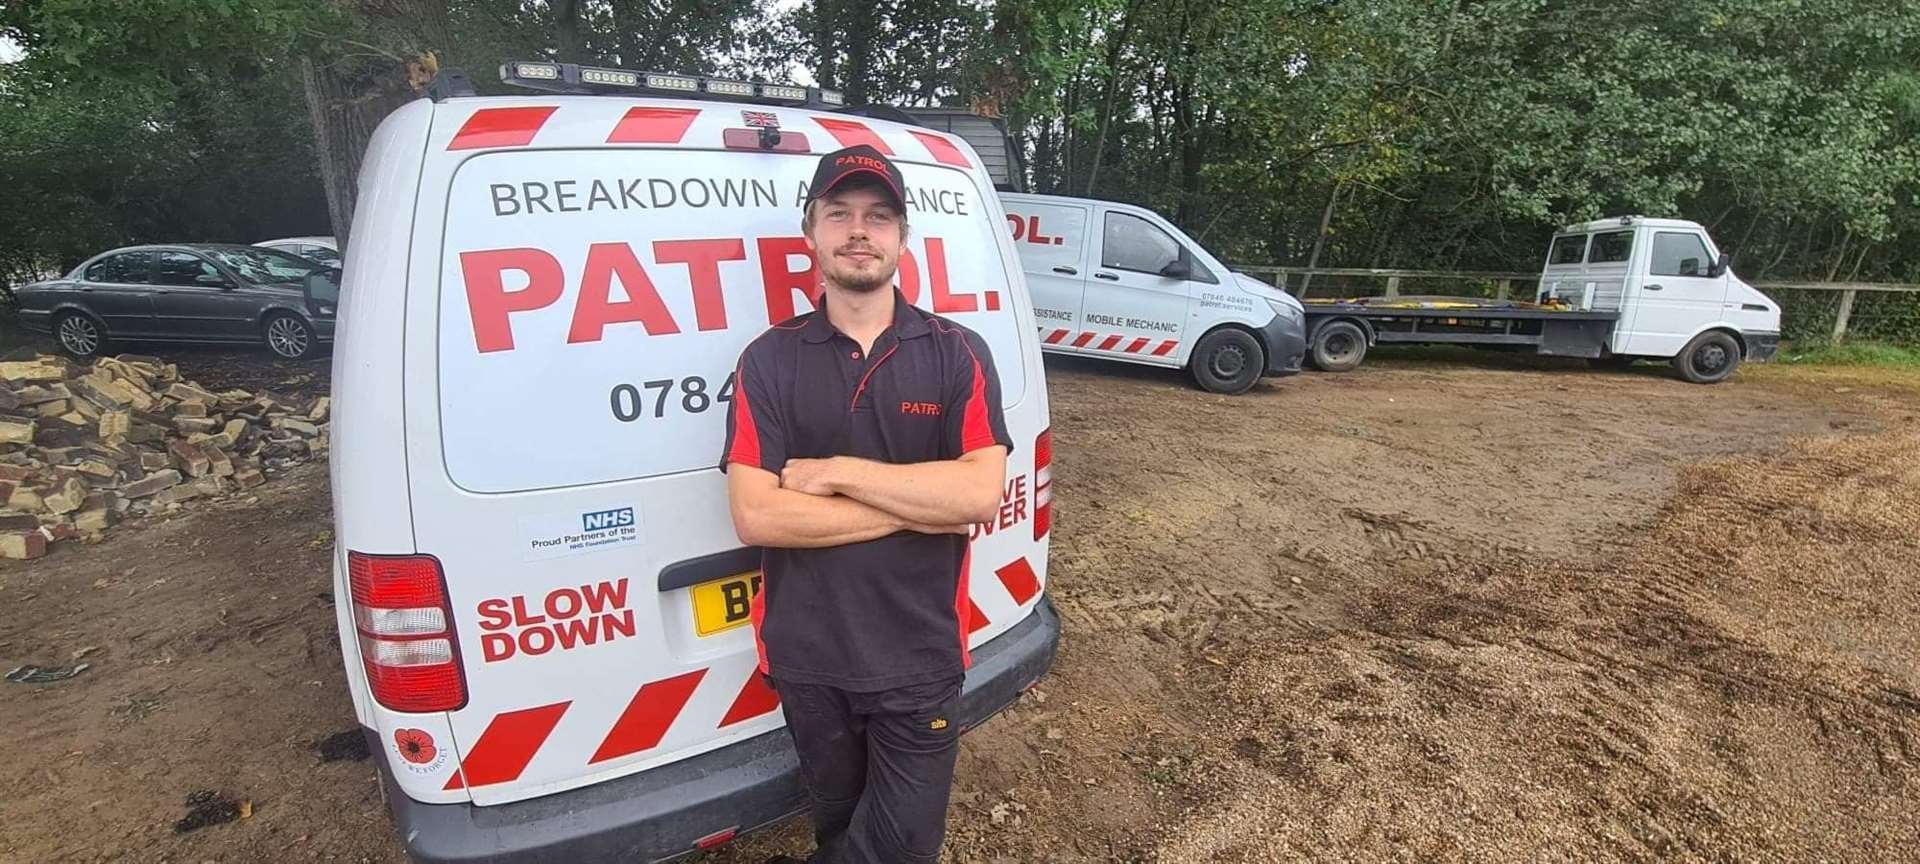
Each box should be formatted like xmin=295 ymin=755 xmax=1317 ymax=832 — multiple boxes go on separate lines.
xmin=806 ymin=145 xmax=906 ymax=213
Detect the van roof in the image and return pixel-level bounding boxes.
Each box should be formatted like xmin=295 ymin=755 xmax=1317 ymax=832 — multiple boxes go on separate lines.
xmin=1558 ymin=216 xmax=1705 ymax=234
xmin=422 ymin=93 xmax=983 ymax=177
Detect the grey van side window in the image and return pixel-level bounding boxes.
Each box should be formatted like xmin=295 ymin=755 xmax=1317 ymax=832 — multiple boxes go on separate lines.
xmin=1101 ymin=213 xmax=1181 ymax=275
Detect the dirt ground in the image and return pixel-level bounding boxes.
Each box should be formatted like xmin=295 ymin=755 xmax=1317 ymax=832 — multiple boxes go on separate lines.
xmin=3 ymin=345 xmax=1917 ymax=864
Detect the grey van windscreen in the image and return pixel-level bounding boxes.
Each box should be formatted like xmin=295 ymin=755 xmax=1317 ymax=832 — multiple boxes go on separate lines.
xmin=436 ymin=149 xmax=1027 ymax=493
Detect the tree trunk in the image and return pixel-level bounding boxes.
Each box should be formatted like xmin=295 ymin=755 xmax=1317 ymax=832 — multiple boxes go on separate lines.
xmin=1082 ymin=0 xmax=1142 ymax=196
xmin=841 ymin=1 xmax=877 ymax=104
xmin=1300 ymin=181 xmax=1342 ymax=296
xmin=811 ymin=0 xmax=841 ymax=91
xmin=301 ymin=0 xmax=453 ymax=253
xmin=555 ymin=0 xmax=585 ymax=63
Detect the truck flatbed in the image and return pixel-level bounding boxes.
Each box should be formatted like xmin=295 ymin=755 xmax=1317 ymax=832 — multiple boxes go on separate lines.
xmin=1299 ymin=296 xmax=1623 ymax=367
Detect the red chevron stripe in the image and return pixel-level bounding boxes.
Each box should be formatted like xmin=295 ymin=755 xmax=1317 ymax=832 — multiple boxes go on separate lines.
xmin=1071 ymin=332 xmax=1097 ymax=348
xmin=589 ymin=669 xmax=708 ymax=764
xmin=908 ymin=130 xmax=970 ymax=167
xmin=1152 ymin=340 xmax=1179 ymax=357
xmin=607 ymin=106 xmax=700 ymax=144
xmin=719 ymin=672 xmax=781 ymax=727
xmin=443 ymin=701 xmax=571 ymax=790
xmin=813 ymin=117 xmax=893 ymax=154
xmin=1123 ymin=337 xmax=1149 ymax=353
xmin=967 ymin=597 xmax=992 ymax=634
xmin=1097 ymin=334 xmax=1123 ymax=351
xmin=995 ymin=557 xmax=1041 ymax=606
xmin=448 ymin=106 xmax=557 ymax=151
xmin=1044 ymin=329 xmax=1069 ymax=344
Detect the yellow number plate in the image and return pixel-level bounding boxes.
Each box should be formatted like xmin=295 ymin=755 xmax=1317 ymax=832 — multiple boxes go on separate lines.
xmin=690 ymin=572 xmax=763 ymax=637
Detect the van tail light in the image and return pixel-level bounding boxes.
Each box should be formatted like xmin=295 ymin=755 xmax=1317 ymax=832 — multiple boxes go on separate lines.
xmin=348 ymin=552 xmax=467 ymax=713
xmin=1033 ymin=427 xmax=1052 ymax=540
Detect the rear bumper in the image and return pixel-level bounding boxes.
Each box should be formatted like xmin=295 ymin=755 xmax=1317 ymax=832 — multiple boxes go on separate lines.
xmin=1743 ymin=330 xmax=1780 ymax=362
xmin=1261 ymin=313 xmax=1307 ymax=376
xmin=378 ymin=597 xmax=1061 ymax=864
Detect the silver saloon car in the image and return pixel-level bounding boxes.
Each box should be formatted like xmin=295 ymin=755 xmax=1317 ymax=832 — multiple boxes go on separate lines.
xmin=15 ymin=244 xmax=338 ymax=360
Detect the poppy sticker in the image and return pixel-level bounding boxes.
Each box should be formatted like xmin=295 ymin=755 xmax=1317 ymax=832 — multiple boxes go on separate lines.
xmin=393 ymin=727 xmax=449 ymax=774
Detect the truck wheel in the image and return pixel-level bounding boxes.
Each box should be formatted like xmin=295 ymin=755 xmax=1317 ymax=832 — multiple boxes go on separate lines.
xmin=1188 ymin=328 xmax=1265 ymax=395
xmin=1671 ymin=331 xmax=1741 ymax=384
xmin=1309 ymin=321 xmax=1367 ymax=372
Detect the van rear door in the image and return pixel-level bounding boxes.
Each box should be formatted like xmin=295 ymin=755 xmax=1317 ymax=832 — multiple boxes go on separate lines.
xmin=1002 ymin=196 xmax=1092 ymax=352
xmin=383 ymin=97 xmax=1048 ymax=808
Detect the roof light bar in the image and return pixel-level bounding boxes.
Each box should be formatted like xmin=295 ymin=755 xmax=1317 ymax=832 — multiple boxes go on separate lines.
xmin=581 ymin=67 xmax=640 ymax=87
xmin=513 ymin=62 xmax=560 ymax=80
xmin=705 ymin=79 xmax=756 ymax=98
xmin=647 ymin=73 xmax=700 ymax=93
xmin=497 ymin=61 xmax=847 ymax=106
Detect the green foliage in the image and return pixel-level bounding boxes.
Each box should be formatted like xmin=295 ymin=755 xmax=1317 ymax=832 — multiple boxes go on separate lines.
xmin=1779 ymin=341 xmax=1920 ymax=368
xmin=5 ymin=0 xmax=1920 ymax=345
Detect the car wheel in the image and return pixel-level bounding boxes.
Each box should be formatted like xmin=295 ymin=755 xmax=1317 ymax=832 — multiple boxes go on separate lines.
xmin=1309 ymin=320 xmax=1368 ymax=372
xmin=1189 ymin=328 xmax=1265 ymax=395
xmin=264 ymin=313 xmax=315 ymax=360
xmin=54 ymin=311 xmax=108 ymax=359
xmin=1671 ymin=330 xmax=1741 ymax=384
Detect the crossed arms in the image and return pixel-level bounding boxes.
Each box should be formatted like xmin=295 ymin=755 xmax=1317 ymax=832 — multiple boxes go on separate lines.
xmin=727 ymin=447 xmax=1008 ymax=548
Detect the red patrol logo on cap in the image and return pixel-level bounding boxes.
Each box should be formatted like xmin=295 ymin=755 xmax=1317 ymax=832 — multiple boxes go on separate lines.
xmin=837 ymin=155 xmax=891 ymax=172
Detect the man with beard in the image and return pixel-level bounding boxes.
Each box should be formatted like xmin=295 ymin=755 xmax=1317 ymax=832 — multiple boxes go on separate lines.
xmin=720 ymin=145 xmax=1013 ymax=863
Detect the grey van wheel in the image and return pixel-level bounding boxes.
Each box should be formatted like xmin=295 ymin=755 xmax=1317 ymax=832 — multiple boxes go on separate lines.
xmin=1672 ymin=330 xmax=1741 ymax=384
xmin=55 ymin=311 xmax=108 ymax=359
xmin=264 ymin=313 xmax=314 ymax=360
xmin=1310 ymin=321 xmax=1367 ymax=372
xmin=1189 ymin=328 xmax=1265 ymax=395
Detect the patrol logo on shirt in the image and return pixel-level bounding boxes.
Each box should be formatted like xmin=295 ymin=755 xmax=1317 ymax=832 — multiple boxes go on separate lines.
xmin=900 ymin=401 xmax=943 ymax=417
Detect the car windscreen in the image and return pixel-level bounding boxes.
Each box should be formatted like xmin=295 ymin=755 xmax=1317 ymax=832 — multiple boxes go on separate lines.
xmin=437 ymin=148 xmax=1029 ymax=493
xmin=206 ymin=247 xmax=324 ymax=284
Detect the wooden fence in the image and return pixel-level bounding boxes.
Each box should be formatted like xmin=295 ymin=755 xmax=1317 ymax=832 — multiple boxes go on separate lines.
xmin=1233 ymin=266 xmax=1920 ymax=343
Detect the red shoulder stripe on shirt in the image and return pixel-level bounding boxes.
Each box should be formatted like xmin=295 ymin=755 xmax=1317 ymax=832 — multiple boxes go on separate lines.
xmin=726 ymin=359 xmax=761 ymax=468
xmin=958 ymin=335 xmax=996 ymax=453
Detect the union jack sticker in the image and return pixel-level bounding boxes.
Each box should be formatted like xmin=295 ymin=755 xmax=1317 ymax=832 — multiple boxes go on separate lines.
xmin=742 ymin=110 xmax=780 ymax=128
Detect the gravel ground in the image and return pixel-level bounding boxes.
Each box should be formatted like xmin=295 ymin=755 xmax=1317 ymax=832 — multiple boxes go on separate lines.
xmin=2 ymin=348 xmax=1915 ymax=863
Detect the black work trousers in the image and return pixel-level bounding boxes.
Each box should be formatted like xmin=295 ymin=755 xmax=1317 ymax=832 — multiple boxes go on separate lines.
xmin=770 ymin=674 xmax=965 ymax=864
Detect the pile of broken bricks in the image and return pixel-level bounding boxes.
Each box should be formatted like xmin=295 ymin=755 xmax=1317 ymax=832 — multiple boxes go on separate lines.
xmin=0 ymin=354 xmax=329 ymax=560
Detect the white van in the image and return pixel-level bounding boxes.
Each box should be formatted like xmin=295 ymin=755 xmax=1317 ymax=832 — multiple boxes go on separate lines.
xmin=999 ymin=192 xmax=1306 ymax=394
xmin=329 ymin=62 xmax=1059 ymax=862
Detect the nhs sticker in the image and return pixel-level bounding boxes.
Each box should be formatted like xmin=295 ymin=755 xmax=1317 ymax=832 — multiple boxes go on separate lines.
xmin=518 ymin=505 xmax=644 ymax=562
xmin=583 ymin=507 xmax=635 ymax=532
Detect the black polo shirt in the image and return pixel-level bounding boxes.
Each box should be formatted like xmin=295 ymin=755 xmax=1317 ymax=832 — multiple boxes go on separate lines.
xmin=720 ymin=289 xmax=1014 ymax=691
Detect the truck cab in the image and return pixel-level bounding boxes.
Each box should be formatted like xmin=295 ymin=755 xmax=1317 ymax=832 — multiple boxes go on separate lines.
xmin=1541 ymin=216 xmax=1780 ymax=381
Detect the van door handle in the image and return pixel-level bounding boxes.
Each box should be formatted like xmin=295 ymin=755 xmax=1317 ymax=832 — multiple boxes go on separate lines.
xmin=1095 ymin=272 xmax=1119 ymax=281
xmin=1051 ymin=266 xmax=1077 ymax=276
xmin=1644 ymin=284 xmax=1664 ymax=291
